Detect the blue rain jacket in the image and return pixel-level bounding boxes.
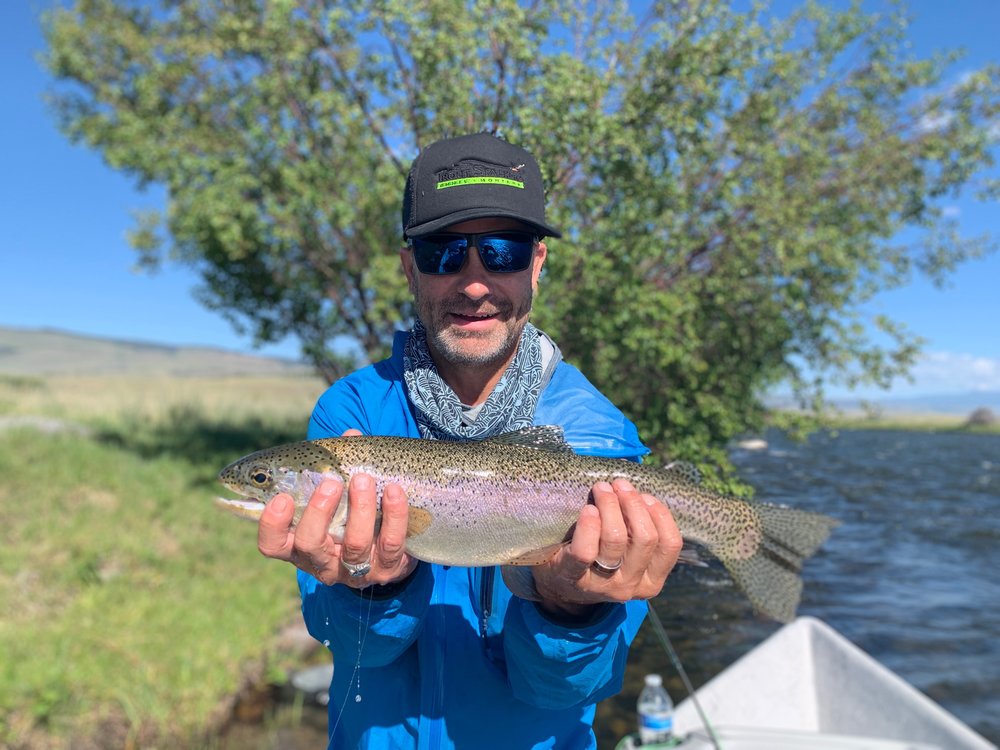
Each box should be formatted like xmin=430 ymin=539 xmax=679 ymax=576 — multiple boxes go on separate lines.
xmin=299 ymin=332 xmax=651 ymax=749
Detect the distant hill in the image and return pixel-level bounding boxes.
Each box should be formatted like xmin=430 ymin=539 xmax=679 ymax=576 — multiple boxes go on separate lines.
xmin=836 ymin=391 xmax=1000 ymax=416
xmin=0 ymin=326 xmax=314 ymax=378
xmin=768 ymin=390 xmax=1000 ymax=418
xmin=6 ymin=327 xmax=996 ymax=417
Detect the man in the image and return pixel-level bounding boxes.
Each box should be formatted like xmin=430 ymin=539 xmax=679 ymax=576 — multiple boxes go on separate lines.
xmin=257 ymin=132 xmax=682 ymax=748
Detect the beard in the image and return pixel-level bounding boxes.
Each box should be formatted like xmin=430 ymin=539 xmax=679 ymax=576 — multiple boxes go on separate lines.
xmin=416 ymin=289 xmax=534 ymax=371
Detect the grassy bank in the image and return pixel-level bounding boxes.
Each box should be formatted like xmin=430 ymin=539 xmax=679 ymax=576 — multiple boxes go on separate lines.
xmin=824 ymin=411 xmax=1000 ymax=433
xmin=0 ymin=374 xmax=327 ymax=748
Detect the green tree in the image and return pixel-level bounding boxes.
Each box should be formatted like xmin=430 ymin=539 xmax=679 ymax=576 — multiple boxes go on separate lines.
xmin=44 ymin=0 xmax=998 ymax=474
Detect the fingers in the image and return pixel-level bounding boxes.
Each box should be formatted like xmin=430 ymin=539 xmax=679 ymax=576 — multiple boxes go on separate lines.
xmin=257 ymin=469 xmax=416 ymax=589
xmin=335 ymin=476 xmax=416 ymax=587
xmin=257 ymin=422 xmax=411 ymax=587
xmin=536 ymin=478 xmax=680 ymax=606
xmin=289 ymin=479 xmax=345 ymax=581
xmin=641 ymin=493 xmax=683 ymax=585
xmin=586 ymin=479 xmax=656 ymax=598
xmin=258 ymin=493 xmax=296 ymax=561
xmin=340 ymin=474 xmax=378 ymax=571
xmin=613 ymin=481 xmax=659 ymax=578
xmin=294 ymin=479 xmax=343 ymax=550
xmin=375 ymin=483 xmax=410 ymax=571
xmin=592 ymin=481 xmax=630 ymax=570
xmin=561 ymin=504 xmax=603 ymax=580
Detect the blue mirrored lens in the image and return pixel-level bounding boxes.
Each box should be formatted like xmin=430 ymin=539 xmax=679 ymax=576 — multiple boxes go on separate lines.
xmin=412 ymin=236 xmax=469 ymax=274
xmin=411 ymin=233 xmax=534 ymax=275
xmin=479 ymin=236 xmax=534 ymax=272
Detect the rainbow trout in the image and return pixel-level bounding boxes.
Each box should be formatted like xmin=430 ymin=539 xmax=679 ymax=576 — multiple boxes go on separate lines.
xmin=217 ymin=426 xmax=837 ymax=622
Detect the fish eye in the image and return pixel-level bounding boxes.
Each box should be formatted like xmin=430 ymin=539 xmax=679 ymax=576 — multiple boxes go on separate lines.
xmin=250 ymin=468 xmax=272 ymax=486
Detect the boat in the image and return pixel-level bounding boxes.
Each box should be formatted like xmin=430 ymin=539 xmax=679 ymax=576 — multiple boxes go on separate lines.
xmin=617 ymin=616 xmax=996 ymax=750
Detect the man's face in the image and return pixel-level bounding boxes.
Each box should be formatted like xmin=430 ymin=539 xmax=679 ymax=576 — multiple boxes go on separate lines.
xmin=401 ymin=218 xmax=547 ymax=374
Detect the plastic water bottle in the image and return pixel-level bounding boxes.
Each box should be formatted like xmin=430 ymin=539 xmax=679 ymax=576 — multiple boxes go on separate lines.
xmin=637 ymin=673 xmax=674 ymax=746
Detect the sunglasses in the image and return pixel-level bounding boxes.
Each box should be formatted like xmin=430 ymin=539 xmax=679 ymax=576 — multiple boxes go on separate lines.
xmin=408 ymin=231 xmax=537 ymax=275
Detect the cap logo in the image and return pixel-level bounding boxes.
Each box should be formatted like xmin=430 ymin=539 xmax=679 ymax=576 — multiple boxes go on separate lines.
xmin=435 ymin=160 xmax=525 ymax=190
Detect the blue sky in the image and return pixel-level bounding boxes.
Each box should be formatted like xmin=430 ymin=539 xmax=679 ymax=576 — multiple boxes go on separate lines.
xmin=2 ymin=1 xmax=997 ymax=397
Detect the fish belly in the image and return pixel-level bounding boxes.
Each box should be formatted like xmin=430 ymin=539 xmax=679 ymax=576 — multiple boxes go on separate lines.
xmin=398 ymin=475 xmax=587 ymax=566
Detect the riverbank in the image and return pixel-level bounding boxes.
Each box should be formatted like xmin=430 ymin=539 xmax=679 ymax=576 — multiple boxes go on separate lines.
xmin=769 ymin=406 xmax=1000 ymax=435
xmin=0 ymin=373 xmax=327 ymax=748
xmin=830 ymin=416 xmax=1000 ymax=433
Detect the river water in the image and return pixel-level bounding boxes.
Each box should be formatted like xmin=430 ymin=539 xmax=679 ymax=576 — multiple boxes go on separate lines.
xmin=221 ymin=428 xmax=1000 ymax=748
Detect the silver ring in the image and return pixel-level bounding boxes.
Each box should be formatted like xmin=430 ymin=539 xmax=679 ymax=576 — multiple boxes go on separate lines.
xmin=342 ymin=559 xmax=372 ymax=578
xmin=592 ymin=557 xmax=623 ymax=575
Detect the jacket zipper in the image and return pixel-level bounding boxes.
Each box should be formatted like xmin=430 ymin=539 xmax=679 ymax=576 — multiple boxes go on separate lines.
xmin=479 ymin=566 xmax=495 ymax=640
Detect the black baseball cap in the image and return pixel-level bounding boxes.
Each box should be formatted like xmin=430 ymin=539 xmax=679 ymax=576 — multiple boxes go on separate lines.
xmin=402 ymin=133 xmax=562 ymax=239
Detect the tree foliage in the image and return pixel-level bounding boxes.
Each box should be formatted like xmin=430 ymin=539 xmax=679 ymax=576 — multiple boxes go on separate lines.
xmin=44 ymin=0 xmax=999 ymax=473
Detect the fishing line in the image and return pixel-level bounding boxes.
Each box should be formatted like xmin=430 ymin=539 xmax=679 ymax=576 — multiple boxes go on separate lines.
xmin=328 ymin=582 xmax=376 ymax=744
xmin=355 ymin=584 xmax=375 ymax=701
xmin=646 ymin=600 xmax=722 ymax=750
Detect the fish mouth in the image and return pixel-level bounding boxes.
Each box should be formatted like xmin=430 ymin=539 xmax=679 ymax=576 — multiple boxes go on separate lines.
xmin=214 ymin=495 xmax=266 ymax=522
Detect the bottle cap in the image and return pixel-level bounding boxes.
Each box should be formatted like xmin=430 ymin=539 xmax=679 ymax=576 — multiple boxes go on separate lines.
xmin=644 ymin=674 xmax=663 ymax=686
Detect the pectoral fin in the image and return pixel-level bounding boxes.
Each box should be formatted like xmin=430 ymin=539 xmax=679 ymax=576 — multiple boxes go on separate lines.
xmin=504 ymin=543 xmax=564 ymax=566
xmin=677 ymin=544 xmax=709 ymax=568
xmin=500 ymin=543 xmax=564 ymax=601
xmin=500 ymin=565 xmax=542 ymax=601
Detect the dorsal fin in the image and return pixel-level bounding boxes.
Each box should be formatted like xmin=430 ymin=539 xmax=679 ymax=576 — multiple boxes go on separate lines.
xmin=663 ymin=460 xmax=703 ymax=484
xmin=482 ymin=425 xmax=575 ymax=453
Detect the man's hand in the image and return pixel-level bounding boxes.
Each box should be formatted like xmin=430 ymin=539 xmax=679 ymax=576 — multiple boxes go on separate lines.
xmin=256 ymin=430 xmax=417 ymax=588
xmin=530 ymin=479 xmax=682 ymax=617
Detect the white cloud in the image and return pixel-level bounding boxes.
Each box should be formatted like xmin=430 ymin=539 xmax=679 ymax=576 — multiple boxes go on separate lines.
xmin=813 ymin=351 xmax=1000 ymax=401
xmin=916 ymin=110 xmax=954 ymax=134
xmin=987 ymin=118 xmax=1000 ymax=143
xmin=889 ymin=351 xmax=1000 ymax=396
xmin=915 ymin=69 xmax=998 ymax=138
xmin=771 ymin=352 xmax=1000 ymax=411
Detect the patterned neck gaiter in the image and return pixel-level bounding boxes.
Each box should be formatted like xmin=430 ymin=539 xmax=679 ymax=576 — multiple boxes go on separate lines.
xmin=402 ymin=319 xmax=543 ymax=441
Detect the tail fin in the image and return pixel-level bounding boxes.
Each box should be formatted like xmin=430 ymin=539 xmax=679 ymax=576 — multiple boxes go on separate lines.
xmin=720 ymin=504 xmax=839 ymax=622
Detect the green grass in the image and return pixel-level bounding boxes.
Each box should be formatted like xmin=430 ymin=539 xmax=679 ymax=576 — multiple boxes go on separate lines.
xmin=824 ymin=413 xmax=1000 ymax=433
xmin=770 ymin=402 xmax=1000 ymax=435
xmin=0 ymin=375 xmax=327 ymax=748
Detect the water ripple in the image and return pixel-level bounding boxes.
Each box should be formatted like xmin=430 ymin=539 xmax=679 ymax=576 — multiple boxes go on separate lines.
xmin=721 ymin=428 xmax=1000 ymax=743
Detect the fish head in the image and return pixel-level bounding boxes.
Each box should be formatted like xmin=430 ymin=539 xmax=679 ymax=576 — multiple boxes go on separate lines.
xmin=216 ymin=442 xmax=344 ymax=524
